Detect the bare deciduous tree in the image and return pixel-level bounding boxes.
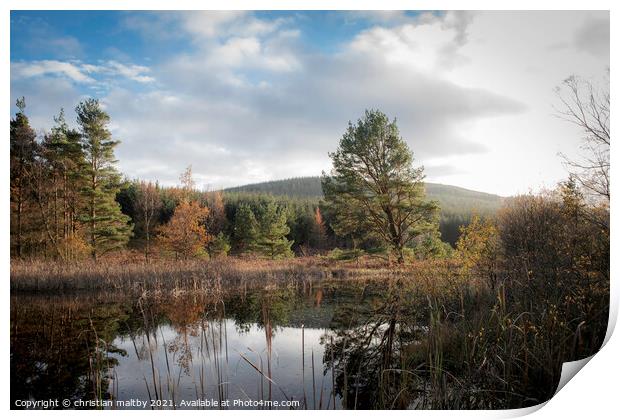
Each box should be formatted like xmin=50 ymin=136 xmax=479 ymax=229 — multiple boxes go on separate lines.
xmin=555 ymin=72 xmax=610 ymax=204
xmin=136 ymin=180 xmax=161 ymax=262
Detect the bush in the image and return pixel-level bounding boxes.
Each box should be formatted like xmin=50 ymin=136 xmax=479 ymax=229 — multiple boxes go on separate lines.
xmin=327 ymin=247 xmax=365 ymax=261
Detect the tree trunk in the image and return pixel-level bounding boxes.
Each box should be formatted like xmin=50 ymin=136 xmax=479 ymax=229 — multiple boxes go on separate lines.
xmin=16 ymin=186 xmax=23 ymax=258
xmin=145 ymin=229 xmax=150 ymax=263
xmin=90 ymin=168 xmax=97 ymax=262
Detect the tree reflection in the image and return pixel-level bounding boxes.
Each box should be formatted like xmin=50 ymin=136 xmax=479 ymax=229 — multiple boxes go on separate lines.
xmin=11 ymin=295 xmax=127 ymax=408
xmin=322 ymin=280 xmax=427 ymax=409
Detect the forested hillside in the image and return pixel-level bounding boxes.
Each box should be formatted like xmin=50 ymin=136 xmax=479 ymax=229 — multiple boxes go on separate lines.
xmin=225 ymin=176 xmax=502 ymax=208
xmin=225 ymin=176 xmax=504 ymax=244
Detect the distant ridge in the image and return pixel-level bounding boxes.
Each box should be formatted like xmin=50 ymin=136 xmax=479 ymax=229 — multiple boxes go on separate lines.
xmin=224 ymin=176 xmax=504 ymax=215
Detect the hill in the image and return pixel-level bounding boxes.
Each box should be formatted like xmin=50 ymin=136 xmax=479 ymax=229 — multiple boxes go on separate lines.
xmin=224 ymin=176 xmax=504 ymax=214
xmin=224 ymin=177 xmax=504 ymax=245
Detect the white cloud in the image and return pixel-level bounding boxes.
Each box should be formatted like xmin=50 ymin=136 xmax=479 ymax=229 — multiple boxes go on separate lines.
xmin=105 ymin=61 xmax=155 ymax=83
xmin=181 ymin=11 xmax=287 ymax=40
xmin=11 ymin=59 xmax=155 ymax=85
xmin=349 ymin=11 xmax=474 ymax=73
xmin=95 ymin=12 xmax=524 ymax=189
xmin=12 ymin=11 xmax=609 ymax=196
xmin=11 ymin=60 xmax=95 ymax=83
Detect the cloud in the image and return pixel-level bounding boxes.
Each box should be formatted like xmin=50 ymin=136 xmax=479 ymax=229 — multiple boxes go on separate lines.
xmin=349 ymin=11 xmax=475 ymax=72
xmin=12 ymin=60 xmax=95 ymax=83
xmin=10 ymin=76 xmax=84 ymax=133
xmin=20 ymin=11 xmax=606 ymax=195
xmin=105 ymin=61 xmax=155 ymax=83
xmin=11 ymin=59 xmax=155 ymax=84
xmin=95 ymin=12 xmax=523 ymax=188
xmin=205 ymin=33 xmax=300 ymax=72
xmin=574 ymin=16 xmax=610 ymax=58
xmin=181 ymin=11 xmax=288 ymax=40
xmin=345 ymin=10 xmax=419 ymax=25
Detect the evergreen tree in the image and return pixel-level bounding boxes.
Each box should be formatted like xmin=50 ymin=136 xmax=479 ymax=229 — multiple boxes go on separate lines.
xmin=10 ymin=97 xmax=38 ymax=257
xmin=233 ymin=204 xmax=259 ymax=254
xmin=255 ymin=202 xmax=293 ymax=259
xmin=209 ymin=232 xmax=231 ymax=258
xmin=322 ymin=109 xmax=439 ymax=263
xmin=40 ymin=109 xmax=88 ymax=259
xmin=75 ymin=98 xmax=132 ymax=260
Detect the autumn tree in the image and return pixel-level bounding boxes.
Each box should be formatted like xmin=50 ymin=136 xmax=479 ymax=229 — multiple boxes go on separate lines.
xmin=10 ymin=97 xmax=37 ymax=257
xmin=322 ymin=109 xmax=439 ymax=263
xmin=158 ymin=200 xmax=211 ymax=259
xmin=312 ymin=206 xmax=327 ymax=249
xmin=255 ymin=202 xmax=294 ymax=259
xmin=456 ymin=215 xmax=501 ymax=289
xmin=179 ymin=165 xmax=196 ymax=200
xmin=204 ymin=190 xmax=226 ymax=235
xmin=135 ymin=180 xmax=161 ymax=262
xmin=76 ymin=98 xmax=132 ymax=261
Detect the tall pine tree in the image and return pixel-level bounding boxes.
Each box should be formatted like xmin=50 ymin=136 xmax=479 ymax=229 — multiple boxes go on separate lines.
xmin=40 ymin=109 xmax=88 ymax=259
xmin=75 ymin=98 xmax=132 ymax=261
xmin=10 ymin=97 xmax=37 ymax=257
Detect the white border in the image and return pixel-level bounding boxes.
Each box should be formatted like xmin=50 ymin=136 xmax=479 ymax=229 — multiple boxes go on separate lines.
xmin=3 ymin=1 xmax=617 ymax=419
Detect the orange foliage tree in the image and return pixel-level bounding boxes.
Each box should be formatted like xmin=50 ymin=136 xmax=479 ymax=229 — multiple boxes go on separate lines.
xmin=158 ymin=200 xmax=211 ymax=259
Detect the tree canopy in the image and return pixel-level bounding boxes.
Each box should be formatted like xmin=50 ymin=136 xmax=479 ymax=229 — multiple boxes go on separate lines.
xmin=322 ymin=109 xmax=440 ymax=263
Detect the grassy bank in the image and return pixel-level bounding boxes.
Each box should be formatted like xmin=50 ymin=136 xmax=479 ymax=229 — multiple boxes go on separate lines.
xmin=10 ymin=255 xmax=431 ymax=293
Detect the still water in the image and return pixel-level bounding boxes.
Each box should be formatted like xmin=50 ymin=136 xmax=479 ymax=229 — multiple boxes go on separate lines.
xmin=12 ymin=278 xmax=426 ymax=410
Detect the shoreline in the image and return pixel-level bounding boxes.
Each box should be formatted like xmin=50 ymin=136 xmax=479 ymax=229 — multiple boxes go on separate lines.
xmin=10 ymin=256 xmax=450 ymax=293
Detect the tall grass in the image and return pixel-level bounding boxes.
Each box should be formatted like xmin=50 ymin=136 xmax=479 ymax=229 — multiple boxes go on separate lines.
xmin=10 ymin=257 xmax=330 ymax=293
xmin=11 ymin=253 xmax=608 ymax=410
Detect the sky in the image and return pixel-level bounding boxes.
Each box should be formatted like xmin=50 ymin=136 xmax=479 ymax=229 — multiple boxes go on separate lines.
xmin=10 ymin=10 xmax=610 ymax=196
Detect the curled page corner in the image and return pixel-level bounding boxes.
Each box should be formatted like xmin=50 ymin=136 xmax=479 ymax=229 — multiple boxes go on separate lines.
xmin=501 ymin=401 xmax=548 ymax=418
xmin=551 ymin=286 xmax=620 ymax=396
xmin=503 ymin=355 xmax=597 ymax=419
xmin=554 ymin=355 xmax=595 ymax=396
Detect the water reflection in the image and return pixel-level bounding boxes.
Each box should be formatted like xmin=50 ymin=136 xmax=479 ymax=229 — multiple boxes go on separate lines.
xmin=12 ymin=281 xmax=350 ymax=409
xmin=10 ymin=278 xmax=567 ymax=409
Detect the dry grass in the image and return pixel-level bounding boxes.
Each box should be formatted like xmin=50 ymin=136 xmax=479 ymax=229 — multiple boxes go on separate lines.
xmin=10 ymin=257 xmax=312 ymax=293
xmin=10 ymin=247 xmax=473 ymax=293
xmin=10 ymin=254 xmax=442 ymax=293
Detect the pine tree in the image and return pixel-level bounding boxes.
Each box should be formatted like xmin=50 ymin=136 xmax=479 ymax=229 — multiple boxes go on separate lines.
xmin=40 ymin=109 xmax=88 ymax=259
xmin=255 ymin=202 xmax=293 ymax=259
xmin=209 ymin=232 xmax=231 ymax=258
xmin=233 ymin=204 xmax=259 ymax=254
xmin=76 ymin=98 xmax=132 ymax=261
xmin=10 ymin=97 xmax=38 ymax=257
xmin=322 ymin=109 xmax=439 ymax=263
